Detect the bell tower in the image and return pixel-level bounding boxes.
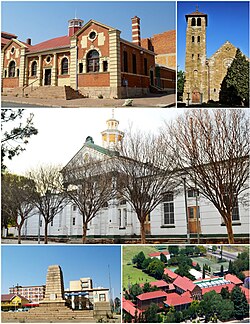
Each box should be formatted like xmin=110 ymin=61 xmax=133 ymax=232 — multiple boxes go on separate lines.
xmin=183 ymin=7 xmax=208 ymax=104
xmin=68 ymin=18 xmax=84 ymax=37
xmin=101 ymin=110 xmax=124 ymax=151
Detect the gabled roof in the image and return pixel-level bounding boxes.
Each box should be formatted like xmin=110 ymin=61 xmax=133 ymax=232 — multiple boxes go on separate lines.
xmin=2 ymin=38 xmax=31 ymax=51
xmin=149 ymin=280 xmax=169 ymax=288
xmin=74 ymin=19 xmax=116 ymax=37
xmin=225 ymin=274 xmax=243 ymax=285
xmin=164 ymin=268 xmax=179 ymax=280
xmin=173 ymin=276 xmax=197 ymax=292
xmin=164 ymin=292 xmax=192 ymax=307
xmin=137 ymin=290 xmax=168 ymax=301
xmin=1 ymin=293 xmax=28 ymax=302
xmin=122 ymin=298 xmax=143 ymax=317
xmin=28 ymin=35 xmax=70 ymax=53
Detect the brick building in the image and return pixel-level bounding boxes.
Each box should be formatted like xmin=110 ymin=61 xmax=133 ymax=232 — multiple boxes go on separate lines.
xmin=1 ymin=16 xmax=176 ymax=99
xmin=183 ymin=7 xmax=247 ymax=104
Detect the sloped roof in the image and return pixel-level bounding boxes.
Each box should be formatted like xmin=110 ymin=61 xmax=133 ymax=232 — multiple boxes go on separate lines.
xmin=173 ymin=276 xmax=196 ymax=292
xmin=164 ymin=292 xmax=192 ymax=307
xmin=202 ymin=283 xmax=235 ymax=295
xmin=137 ymin=290 xmax=168 ymax=301
xmin=1 ymin=294 xmax=28 ymax=302
xmin=225 ymin=274 xmax=243 ymax=285
xmin=149 ymin=280 xmax=169 ymax=288
xmin=241 ymin=287 xmax=250 ymax=304
xmin=164 ymin=268 xmax=179 ymax=280
xmin=28 ymin=35 xmax=70 ymax=53
xmin=122 ymin=298 xmax=143 ymax=317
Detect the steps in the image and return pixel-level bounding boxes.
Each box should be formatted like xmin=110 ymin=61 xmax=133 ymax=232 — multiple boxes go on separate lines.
xmin=23 ymin=85 xmax=85 ymax=100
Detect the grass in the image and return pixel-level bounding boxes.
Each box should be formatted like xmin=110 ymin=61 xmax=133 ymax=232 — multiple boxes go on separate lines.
xmin=122 ymin=246 xmax=160 ymax=289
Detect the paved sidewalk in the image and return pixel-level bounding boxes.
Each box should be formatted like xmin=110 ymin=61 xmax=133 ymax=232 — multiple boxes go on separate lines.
xmin=2 ymin=93 xmax=176 ymax=108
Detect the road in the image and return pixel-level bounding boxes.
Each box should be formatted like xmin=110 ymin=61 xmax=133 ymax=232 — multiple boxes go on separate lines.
xmin=2 ymin=101 xmax=51 ymax=107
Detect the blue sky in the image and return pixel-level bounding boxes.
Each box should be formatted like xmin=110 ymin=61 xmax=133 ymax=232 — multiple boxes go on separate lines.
xmin=1 ymin=246 xmax=121 ymax=299
xmin=178 ymin=1 xmax=249 ymax=71
xmin=1 ymin=1 xmax=175 ymax=44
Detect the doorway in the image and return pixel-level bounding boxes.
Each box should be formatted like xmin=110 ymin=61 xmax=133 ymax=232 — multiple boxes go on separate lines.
xmin=188 ymin=206 xmax=201 ymax=233
xmin=150 ymin=70 xmax=154 ymax=86
xmin=192 ymin=89 xmax=201 ymax=103
xmin=44 ymin=69 xmax=51 ymax=85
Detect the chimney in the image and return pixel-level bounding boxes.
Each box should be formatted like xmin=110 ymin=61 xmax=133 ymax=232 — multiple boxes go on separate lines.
xmin=131 ymin=16 xmax=141 ymax=46
xmin=68 ymin=18 xmax=84 ymax=37
xmin=26 ymin=38 xmax=31 ymax=45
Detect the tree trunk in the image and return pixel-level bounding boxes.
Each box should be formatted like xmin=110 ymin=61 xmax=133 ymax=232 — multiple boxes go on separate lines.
xmin=82 ymin=222 xmax=88 ymax=244
xmin=17 ymin=225 xmax=22 ymax=244
xmin=224 ymin=214 xmax=235 ymax=244
xmin=140 ymin=221 xmax=146 ymax=244
xmin=44 ymin=221 xmax=48 ymax=244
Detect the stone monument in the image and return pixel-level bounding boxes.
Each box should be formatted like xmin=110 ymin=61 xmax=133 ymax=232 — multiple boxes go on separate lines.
xmin=40 ymin=265 xmax=65 ymax=305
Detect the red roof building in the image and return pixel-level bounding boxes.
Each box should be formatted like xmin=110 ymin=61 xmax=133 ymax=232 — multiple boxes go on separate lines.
xmin=201 ymin=283 xmax=235 ymax=295
xmin=137 ymin=291 xmax=168 ymax=310
xmin=164 ymin=268 xmax=179 ymax=281
xmin=164 ymin=292 xmax=192 ymax=311
xmin=149 ymin=251 xmax=170 ymax=259
xmin=173 ymin=276 xmax=202 ymax=299
xmin=225 ymin=274 xmax=243 ymax=285
xmin=122 ymin=298 xmax=143 ymax=318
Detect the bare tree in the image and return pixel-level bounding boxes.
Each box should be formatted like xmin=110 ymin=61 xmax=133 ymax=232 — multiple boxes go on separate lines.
xmin=28 ymin=165 xmax=67 ymax=244
xmin=62 ymin=158 xmax=114 ymax=244
xmin=114 ymin=127 xmax=178 ymax=244
xmin=164 ymin=109 xmax=249 ymax=244
xmin=1 ymin=173 xmax=36 ymax=243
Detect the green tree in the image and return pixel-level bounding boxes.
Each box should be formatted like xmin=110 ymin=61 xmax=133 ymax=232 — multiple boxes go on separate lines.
xmin=143 ymin=282 xmax=151 ymax=293
xmin=199 ymin=291 xmax=222 ymax=322
xmin=220 ymin=265 xmax=224 ymax=277
xmin=147 ymin=259 xmax=165 ymax=280
xmin=231 ymin=286 xmax=249 ymax=320
xmin=212 ymin=245 xmax=217 ymax=253
xmin=219 ymin=48 xmax=249 ymax=106
xmin=177 ymin=70 xmax=185 ymax=99
xmin=188 ymin=300 xmax=200 ymax=320
xmin=218 ymin=299 xmax=234 ymax=322
xmin=160 ymin=253 xmax=168 ymax=264
xmin=202 ymin=265 xmax=206 ymax=279
xmin=141 ymin=257 xmax=152 ymax=269
xmin=144 ymin=303 xmax=160 ymax=323
xmin=168 ymin=246 xmax=179 ymax=256
xmin=1 ymin=109 xmax=38 ymax=172
xmin=194 ymin=263 xmax=201 ymax=271
xmin=197 ymin=245 xmax=207 ymax=255
xmin=221 ymin=287 xmax=230 ymax=300
xmin=228 ymin=260 xmax=233 ymax=274
xmin=132 ymin=251 xmax=146 ymax=269
xmin=129 ymin=284 xmax=143 ymax=302
xmin=175 ymin=264 xmax=195 ymax=281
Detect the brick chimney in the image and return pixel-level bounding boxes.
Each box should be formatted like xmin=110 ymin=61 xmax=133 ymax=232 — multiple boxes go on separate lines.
xmin=68 ymin=18 xmax=84 ymax=37
xmin=131 ymin=16 xmax=141 ymax=46
xmin=26 ymin=38 xmax=31 ymax=45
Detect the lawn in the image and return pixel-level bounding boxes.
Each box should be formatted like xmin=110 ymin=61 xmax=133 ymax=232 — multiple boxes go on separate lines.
xmin=192 ymin=256 xmax=229 ymax=273
xmin=123 ymin=246 xmax=161 ymax=289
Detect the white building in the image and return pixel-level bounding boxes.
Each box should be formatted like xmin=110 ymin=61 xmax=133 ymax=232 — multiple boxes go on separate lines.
xmin=20 ymin=114 xmax=249 ymax=242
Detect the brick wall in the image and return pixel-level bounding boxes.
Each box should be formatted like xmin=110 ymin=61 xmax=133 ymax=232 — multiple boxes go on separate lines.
xmin=78 ymin=72 xmax=110 ymax=87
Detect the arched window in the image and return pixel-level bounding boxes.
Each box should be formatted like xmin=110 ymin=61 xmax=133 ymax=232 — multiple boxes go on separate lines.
xmin=31 ymin=61 xmax=37 ymax=76
xmin=9 ymin=61 xmax=15 ymax=77
xmin=192 ymin=36 xmax=195 ymax=43
xmin=197 ymin=36 xmax=200 ymax=43
xmin=61 ymin=57 xmax=69 ymax=75
xmin=87 ymin=50 xmax=99 ymax=72
xmin=191 ymin=18 xmax=196 ymax=26
xmin=197 ymin=18 xmax=201 ymax=26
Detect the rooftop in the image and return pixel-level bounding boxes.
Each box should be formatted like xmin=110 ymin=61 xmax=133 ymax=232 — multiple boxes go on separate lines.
xmin=164 ymin=292 xmax=192 ymax=307
xmin=173 ymin=276 xmax=196 ymax=292
xmin=149 ymin=251 xmax=169 ymax=257
xmin=137 ymin=290 xmax=168 ymax=301
xmin=225 ymin=274 xmax=243 ymax=285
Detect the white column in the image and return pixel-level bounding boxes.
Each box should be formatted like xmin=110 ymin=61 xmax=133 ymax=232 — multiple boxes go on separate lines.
xmin=52 ymin=53 xmax=57 ymax=86
xmin=108 ymin=29 xmax=121 ymax=98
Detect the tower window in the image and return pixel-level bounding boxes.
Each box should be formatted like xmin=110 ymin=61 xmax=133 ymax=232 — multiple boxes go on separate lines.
xmin=132 ymin=54 xmax=137 ymax=74
xmin=192 ymin=54 xmax=194 ymax=59
xmin=123 ymin=51 xmax=128 ymax=72
xmin=79 ymin=63 xmax=83 ymax=73
xmin=192 ymin=36 xmax=195 ymax=43
xmin=197 ymin=18 xmax=201 ymax=26
xmin=103 ymin=60 xmax=108 ymax=72
xmin=87 ymin=50 xmax=99 ymax=72
xmin=17 ymin=68 xmax=19 ymax=77
xmin=31 ymin=61 xmax=37 ymax=76
xmin=61 ymin=57 xmax=69 ymax=75
xmin=214 ymin=88 xmax=216 ymax=92
xmin=9 ymin=61 xmax=15 ymax=77
xmin=191 ymin=18 xmax=196 ymax=26
xmin=197 ymin=36 xmax=200 ymax=43
xmin=144 ymin=58 xmax=148 ymax=75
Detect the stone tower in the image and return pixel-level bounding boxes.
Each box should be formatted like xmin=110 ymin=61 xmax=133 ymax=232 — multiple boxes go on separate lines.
xmin=183 ymin=7 xmax=208 ymax=104
xmin=101 ymin=110 xmax=124 ymax=151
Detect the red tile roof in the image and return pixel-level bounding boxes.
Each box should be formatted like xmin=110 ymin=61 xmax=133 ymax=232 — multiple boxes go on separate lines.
xmin=164 ymin=268 xmax=179 ymax=280
xmin=149 ymin=251 xmax=169 ymax=257
xmin=173 ymin=276 xmax=196 ymax=292
xmin=168 ymin=283 xmax=175 ymax=291
xmin=28 ymin=35 xmax=70 ymax=53
xmin=164 ymin=292 xmax=192 ymax=307
xmin=150 ymin=280 xmax=169 ymax=288
xmin=122 ymin=298 xmax=143 ymax=317
xmin=202 ymin=283 xmax=235 ymax=295
xmin=225 ymin=274 xmax=243 ymax=285
xmin=2 ymin=31 xmax=17 ymax=38
xmin=137 ymin=290 xmax=168 ymax=301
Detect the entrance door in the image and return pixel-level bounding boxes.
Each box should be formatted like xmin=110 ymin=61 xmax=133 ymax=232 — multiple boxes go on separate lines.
xmin=44 ymin=69 xmax=51 ymax=85
xmin=188 ymin=206 xmax=201 ymax=233
xmin=192 ymin=89 xmax=201 ymax=103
